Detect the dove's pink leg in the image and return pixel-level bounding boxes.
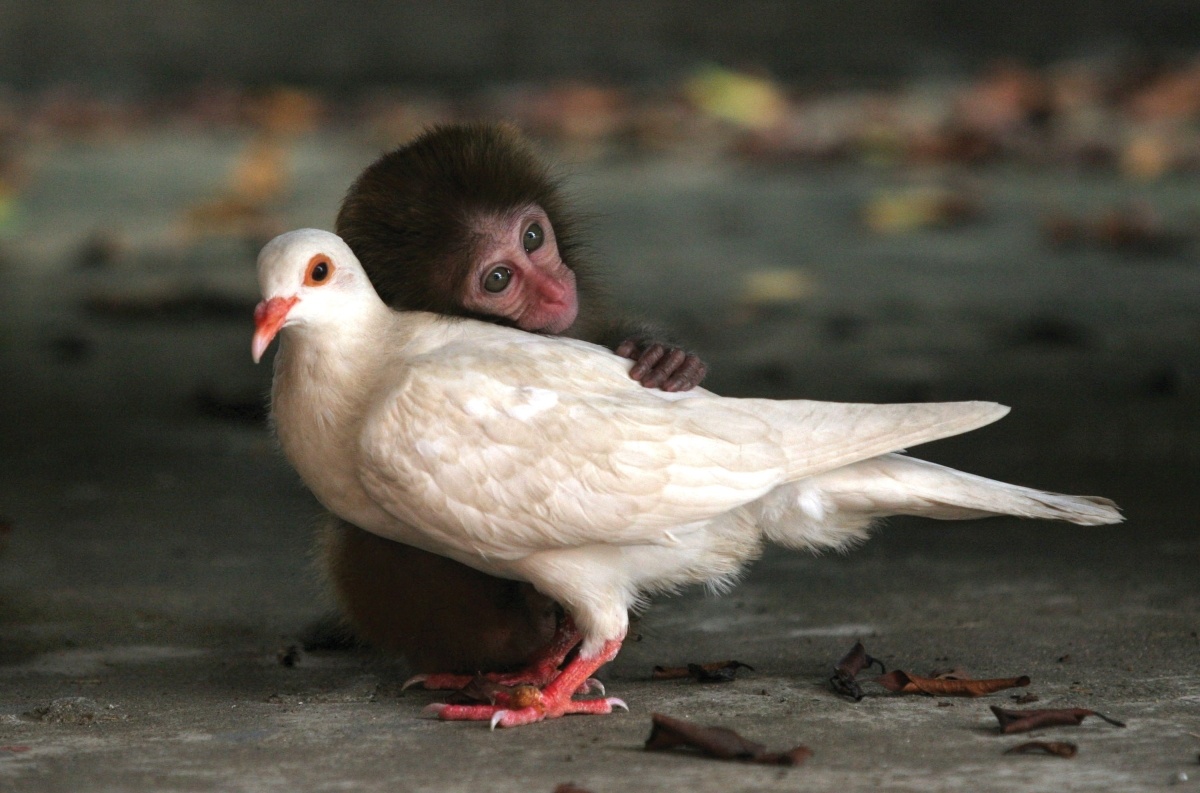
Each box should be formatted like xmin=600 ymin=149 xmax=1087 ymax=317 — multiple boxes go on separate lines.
xmin=405 ymin=616 xmax=594 ymax=692
xmin=424 ymin=637 xmax=627 ymax=728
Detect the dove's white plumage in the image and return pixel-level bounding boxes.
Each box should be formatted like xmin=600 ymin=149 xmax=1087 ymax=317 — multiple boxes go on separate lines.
xmin=254 ymin=229 xmax=1121 ymax=724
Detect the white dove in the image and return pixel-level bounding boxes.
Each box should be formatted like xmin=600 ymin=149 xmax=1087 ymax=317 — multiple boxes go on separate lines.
xmin=252 ymin=228 xmax=1122 ymax=728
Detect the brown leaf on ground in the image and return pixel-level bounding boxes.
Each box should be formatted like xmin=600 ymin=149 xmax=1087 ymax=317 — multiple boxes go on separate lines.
xmin=1004 ymin=741 xmax=1078 ymax=758
xmin=644 ymin=713 xmax=811 ymax=766
xmin=875 ymin=670 xmax=1030 ymax=697
xmin=830 ymin=641 xmax=886 ymax=701
xmin=652 ymin=660 xmax=754 ymax=683
xmin=990 ymin=706 xmax=1127 ymax=734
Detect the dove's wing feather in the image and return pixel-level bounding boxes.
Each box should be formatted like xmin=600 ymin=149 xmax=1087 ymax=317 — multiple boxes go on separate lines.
xmin=358 ymin=343 xmax=782 ymax=560
xmin=745 ymin=397 xmax=1010 ymax=479
xmin=357 ymin=330 xmax=1009 ymax=561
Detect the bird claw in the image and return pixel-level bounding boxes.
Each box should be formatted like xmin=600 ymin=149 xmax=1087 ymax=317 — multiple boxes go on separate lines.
xmin=416 ymin=638 xmax=626 ymax=728
xmin=577 ymin=677 xmax=605 ymax=696
xmin=402 ymin=674 xmax=429 ymax=691
xmin=426 ymin=690 xmax=627 ymax=728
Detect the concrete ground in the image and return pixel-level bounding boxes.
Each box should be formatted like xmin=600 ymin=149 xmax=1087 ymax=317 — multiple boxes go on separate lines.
xmin=1 ymin=132 xmax=1198 ymax=791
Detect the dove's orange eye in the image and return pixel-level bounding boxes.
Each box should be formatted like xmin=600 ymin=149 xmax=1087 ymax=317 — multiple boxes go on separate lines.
xmin=304 ymin=254 xmax=335 ymax=286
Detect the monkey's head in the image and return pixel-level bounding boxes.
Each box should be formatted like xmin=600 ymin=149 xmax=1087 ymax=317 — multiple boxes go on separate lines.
xmin=336 ymin=123 xmax=585 ymax=334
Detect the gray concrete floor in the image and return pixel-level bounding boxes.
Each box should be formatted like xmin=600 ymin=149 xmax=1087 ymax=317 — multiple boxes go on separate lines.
xmin=1 ymin=133 xmax=1198 ymax=791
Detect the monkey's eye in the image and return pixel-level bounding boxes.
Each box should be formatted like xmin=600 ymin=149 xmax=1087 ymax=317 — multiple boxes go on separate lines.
xmin=304 ymin=254 xmax=335 ymax=286
xmin=523 ymin=222 xmax=545 ymax=254
xmin=483 ymin=266 xmax=513 ymax=293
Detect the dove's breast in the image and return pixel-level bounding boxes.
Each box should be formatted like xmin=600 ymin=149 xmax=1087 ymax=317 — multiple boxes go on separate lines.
xmin=270 ymin=339 xmax=400 ymax=536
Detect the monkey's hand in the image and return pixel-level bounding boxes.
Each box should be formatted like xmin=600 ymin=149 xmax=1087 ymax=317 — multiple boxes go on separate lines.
xmin=614 ymin=339 xmax=708 ymax=392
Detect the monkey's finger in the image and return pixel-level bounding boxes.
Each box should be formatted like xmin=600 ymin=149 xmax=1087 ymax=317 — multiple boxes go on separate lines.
xmin=614 ymin=340 xmax=640 ymax=359
xmin=628 ymin=344 xmax=666 ymax=380
xmin=639 ymin=347 xmax=682 ymax=389
xmin=664 ymin=356 xmax=708 ymax=392
xmin=645 ymin=348 xmax=689 ymax=388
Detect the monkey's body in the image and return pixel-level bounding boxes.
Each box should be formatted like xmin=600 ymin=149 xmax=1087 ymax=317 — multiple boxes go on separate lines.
xmin=318 ymin=124 xmax=704 ymax=673
xmin=320 ymin=522 xmax=557 ymax=670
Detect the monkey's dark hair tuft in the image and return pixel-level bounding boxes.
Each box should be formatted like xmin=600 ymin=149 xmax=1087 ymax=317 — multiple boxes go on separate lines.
xmin=336 ymin=123 xmax=588 ymax=319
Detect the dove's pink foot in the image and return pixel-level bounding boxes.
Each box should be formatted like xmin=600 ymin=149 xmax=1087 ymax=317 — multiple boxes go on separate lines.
xmin=404 ymin=616 xmax=585 ymax=691
xmin=425 ymin=638 xmax=625 ymax=728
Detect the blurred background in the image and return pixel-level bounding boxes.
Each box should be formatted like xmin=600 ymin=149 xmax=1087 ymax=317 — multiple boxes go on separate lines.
xmin=0 ymin=5 xmax=1198 ymax=789
xmin=3 ymin=1 xmax=1198 ymax=454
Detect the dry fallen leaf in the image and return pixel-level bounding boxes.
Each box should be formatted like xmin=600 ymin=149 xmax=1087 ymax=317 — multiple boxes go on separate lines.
xmin=830 ymin=641 xmax=886 ymax=701
xmin=875 ymin=670 xmax=1030 ymax=697
xmin=651 ymin=660 xmax=753 ymax=683
xmin=644 ymin=713 xmax=811 ymax=766
xmin=1004 ymin=740 xmax=1078 ymax=758
xmin=989 ymin=706 xmax=1126 ymax=734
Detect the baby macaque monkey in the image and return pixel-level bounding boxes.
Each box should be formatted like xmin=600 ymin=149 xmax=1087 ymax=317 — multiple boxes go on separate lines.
xmin=321 ymin=123 xmax=706 ymax=674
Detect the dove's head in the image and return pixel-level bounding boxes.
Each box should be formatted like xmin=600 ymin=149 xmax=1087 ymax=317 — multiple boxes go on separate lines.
xmin=252 ymin=229 xmax=378 ymax=363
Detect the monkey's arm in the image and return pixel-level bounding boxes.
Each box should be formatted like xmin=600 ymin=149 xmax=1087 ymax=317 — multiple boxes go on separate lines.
xmin=578 ymin=315 xmax=708 ymax=393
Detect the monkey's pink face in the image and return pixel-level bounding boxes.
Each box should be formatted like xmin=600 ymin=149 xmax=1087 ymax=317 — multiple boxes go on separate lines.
xmin=462 ymin=206 xmax=579 ymax=334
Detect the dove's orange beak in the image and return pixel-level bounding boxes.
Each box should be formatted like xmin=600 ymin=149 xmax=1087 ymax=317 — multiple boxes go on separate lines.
xmin=252 ymin=296 xmax=298 ymax=363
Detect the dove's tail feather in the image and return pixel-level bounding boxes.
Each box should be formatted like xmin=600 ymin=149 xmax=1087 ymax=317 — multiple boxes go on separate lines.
xmin=756 ymin=453 xmax=1123 ymax=553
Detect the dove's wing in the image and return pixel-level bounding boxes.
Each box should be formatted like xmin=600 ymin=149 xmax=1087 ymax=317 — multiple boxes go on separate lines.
xmin=357 ymin=332 xmax=1007 ymax=562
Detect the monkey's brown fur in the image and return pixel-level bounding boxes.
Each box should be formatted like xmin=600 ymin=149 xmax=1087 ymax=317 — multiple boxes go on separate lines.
xmin=318 ymin=516 xmax=557 ymax=671
xmin=322 ymin=124 xmax=667 ymax=672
